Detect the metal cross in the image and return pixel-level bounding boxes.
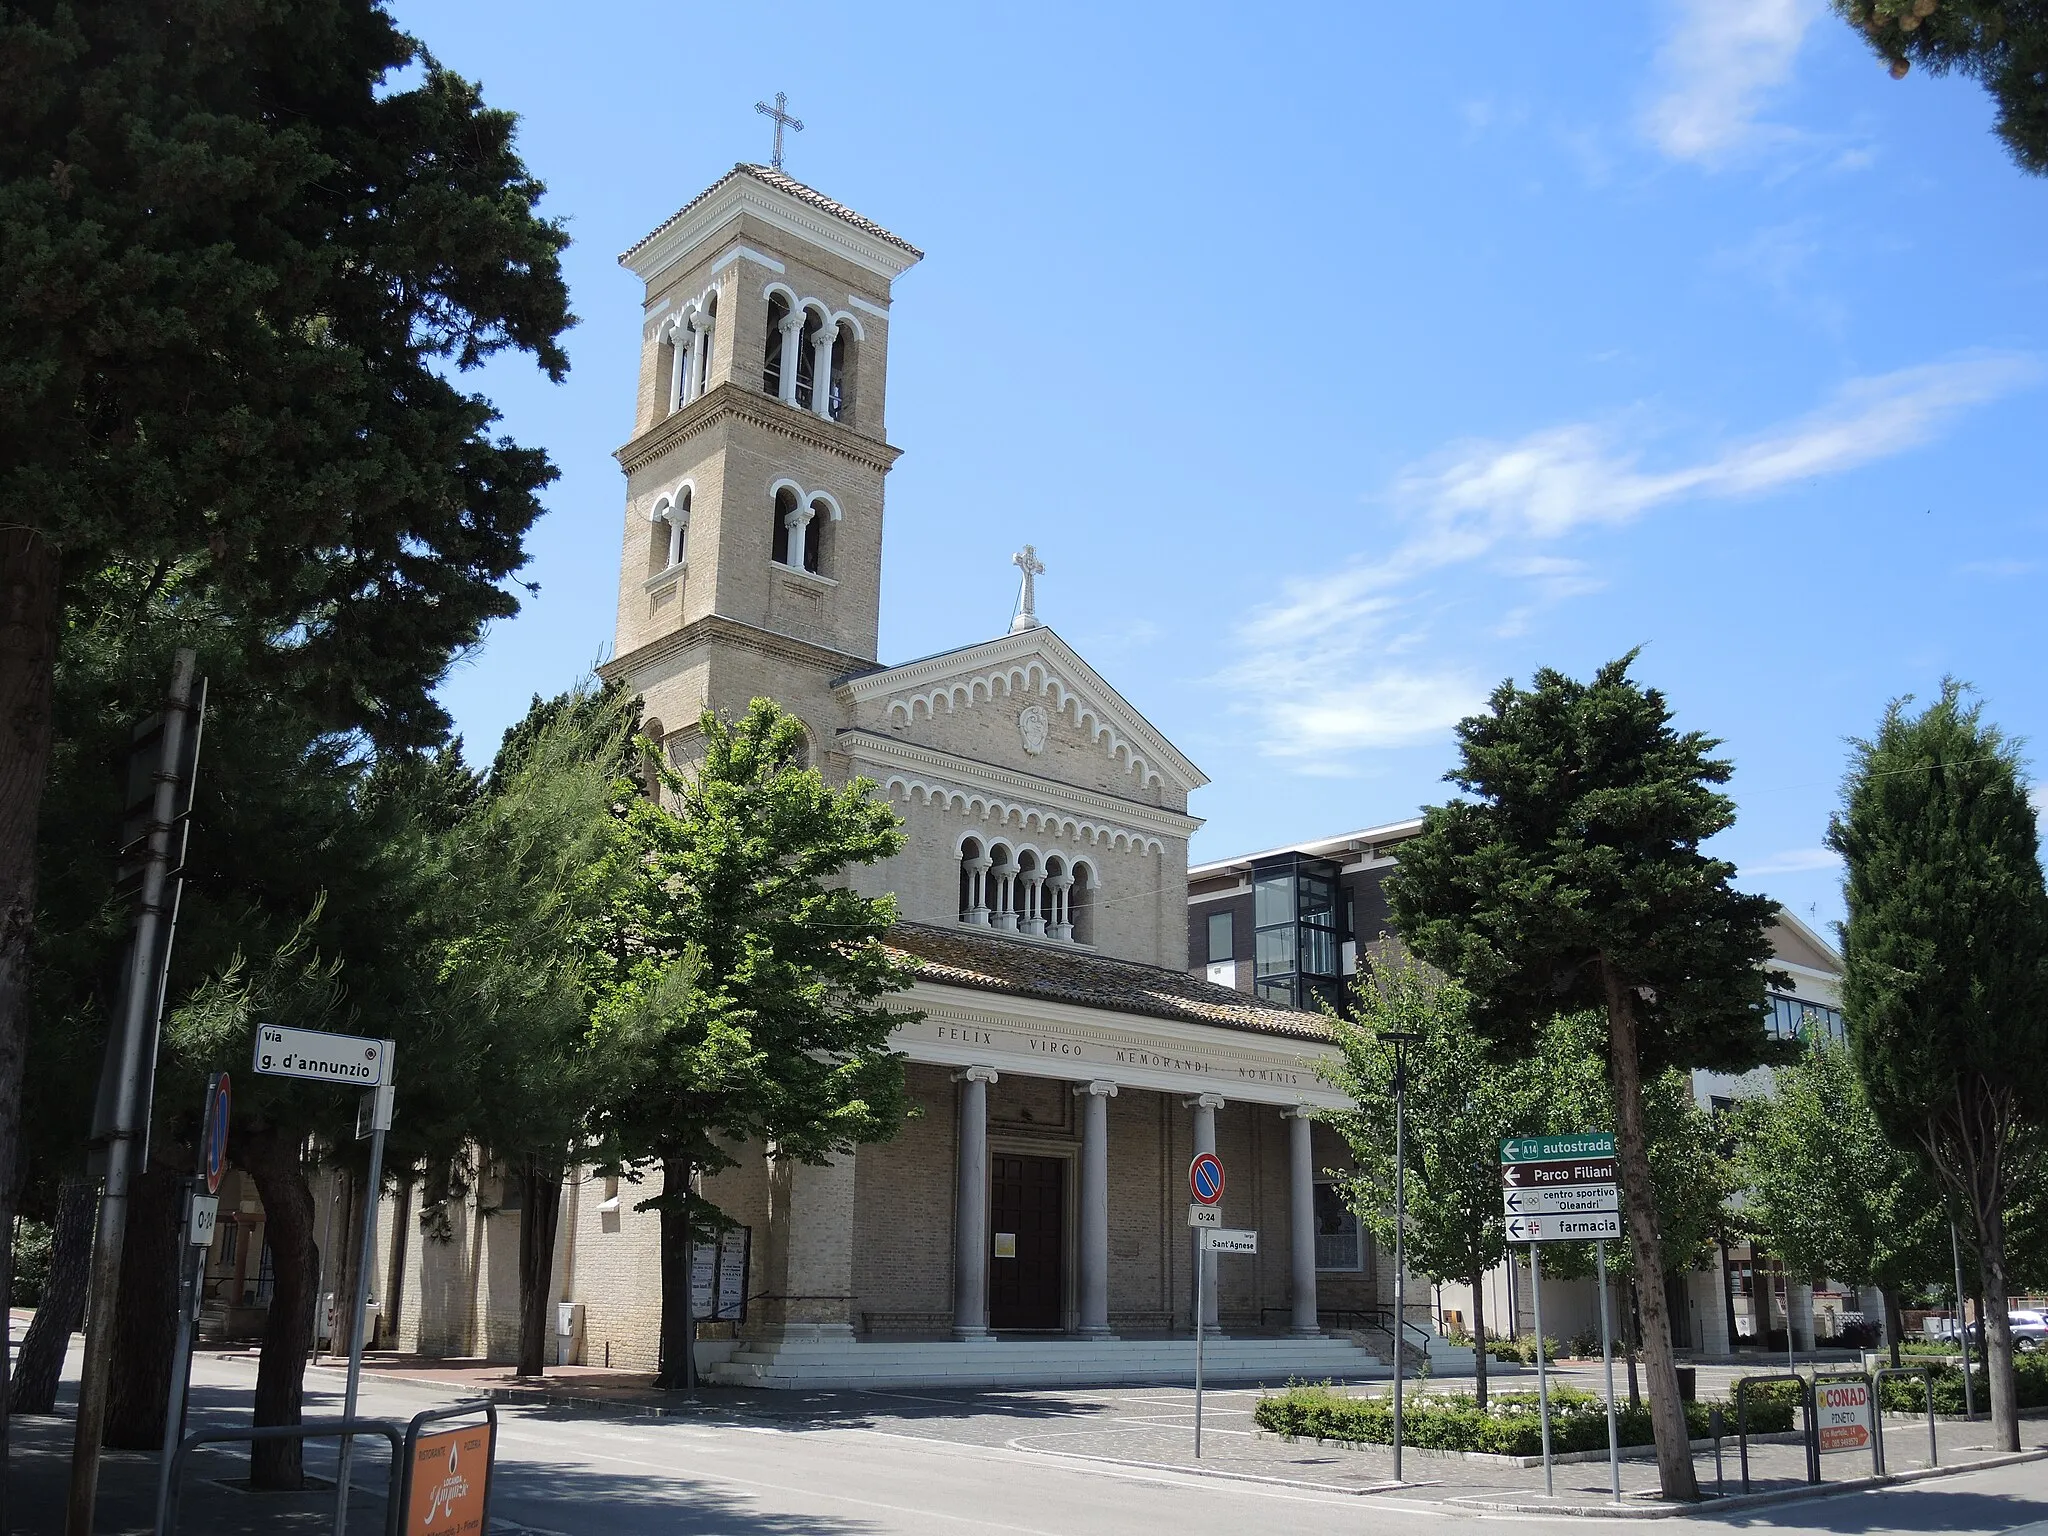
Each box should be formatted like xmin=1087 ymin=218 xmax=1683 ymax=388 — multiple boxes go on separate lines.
xmin=1010 ymin=544 xmax=1044 ymax=632
xmin=755 ymin=92 xmax=804 ymax=171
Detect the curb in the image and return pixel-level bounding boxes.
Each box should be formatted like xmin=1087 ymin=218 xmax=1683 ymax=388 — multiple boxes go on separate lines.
xmin=1003 ymin=1442 xmax=1410 ymax=1497
xmin=1446 ymin=1445 xmax=2048 ymax=1520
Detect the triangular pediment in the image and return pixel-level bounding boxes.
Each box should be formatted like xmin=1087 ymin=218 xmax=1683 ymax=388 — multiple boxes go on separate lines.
xmin=836 ymin=627 xmax=1207 ymax=797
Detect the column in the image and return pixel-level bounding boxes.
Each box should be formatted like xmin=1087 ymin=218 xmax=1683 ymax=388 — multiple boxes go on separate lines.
xmin=1285 ymin=1107 xmax=1320 ymax=1336
xmin=966 ymin=855 xmax=991 ymax=925
xmin=783 ymin=504 xmax=814 ymax=571
xmin=777 ymin=312 xmax=805 ymax=406
xmin=1075 ymin=1081 xmax=1116 ymax=1339
xmin=665 ymin=316 xmax=688 ymax=414
xmin=1186 ymin=1093 xmax=1223 ymax=1332
xmin=953 ymin=1067 xmax=997 ymax=1339
xmin=1048 ymin=875 xmax=1073 ymax=942
xmin=1020 ymin=870 xmax=1046 ymax=936
xmin=991 ymin=857 xmax=1017 ymax=931
xmin=811 ymin=319 xmax=839 ymax=419
xmin=689 ymin=306 xmax=714 ymax=399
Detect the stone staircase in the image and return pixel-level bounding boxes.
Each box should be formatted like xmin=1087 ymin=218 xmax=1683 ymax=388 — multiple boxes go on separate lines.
xmin=707 ymin=1331 xmax=1394 ymax=1390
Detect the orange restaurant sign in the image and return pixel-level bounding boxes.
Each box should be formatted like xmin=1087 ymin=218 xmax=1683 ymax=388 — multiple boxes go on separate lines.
xmin=405 ymin=1420 xmax=493 ymax=1535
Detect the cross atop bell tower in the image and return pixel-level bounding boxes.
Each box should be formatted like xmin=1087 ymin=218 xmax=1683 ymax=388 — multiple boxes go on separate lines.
xmin=754 ymin=92 xmax=803 ymax=170
xmin=603 ymin=165 xmax=921 ymax=774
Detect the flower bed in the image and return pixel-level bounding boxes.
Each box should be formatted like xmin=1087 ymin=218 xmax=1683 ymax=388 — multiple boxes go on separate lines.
xmin=1254 ymin=1381 xmax=1798 ymax=1458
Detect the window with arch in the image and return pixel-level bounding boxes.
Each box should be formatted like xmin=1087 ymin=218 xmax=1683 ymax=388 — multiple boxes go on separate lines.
xmin=763 ymin=290 xmax=793 ymax=397
xmin=794 ymin=308 xmax=822 ymax=411
xmin=649 ymin=487 xmax=689 ymax=573
xmin=957 ymin=842 xmax=1094 ymax=945
xmin=639 ymin=717 xmax=666 ymax=802
xmin=826 ymin=320 xmax=853 ymax=422
xmin=770 ymin=485 xmax=831 ymax=575
xmin=661 ymin=289 xmax=719 ymax=416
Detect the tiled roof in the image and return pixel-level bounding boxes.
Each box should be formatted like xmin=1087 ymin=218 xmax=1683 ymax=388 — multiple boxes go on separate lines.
xmin=621 ymin=164 xmax=923 ymax=265
xmin=884 ymin=922 xmax=1332 ymax=1044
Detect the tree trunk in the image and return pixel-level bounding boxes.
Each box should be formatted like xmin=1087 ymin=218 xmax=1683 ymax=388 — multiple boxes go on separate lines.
xmin=654 ymin=1157 xmax=695 ymax=1391
xmin=12 ymin=1176 xmax=96 ymax=1415
xmin=1883 ymin=1287 xmax=1904 ymax=1370
xmin=238 ymin=1126 xmax=319 ymax=1489
xmin=1717 ymin=1230 xmax=1741 ymax=1354
xmin=1602 ymin=960 xmax=1698 ymax=1500
xmin=515 ymin=1154 xmax=563 ymax=1378
xmin=382 ymin=1174 xmax=412 ymax=1352
xmin=1625 ymin=1276 xmax=1642 ymax=1411
xmin=1469 ymin=1264 xmax=1488 ymax=1410
xmin=103 ymin=1162 xmax=182 ymax=1448
xmin=0 ymin=528 xmax=62 ymax=1499
xmin=1975 ymin=1197 xmax=2019 ymax=1452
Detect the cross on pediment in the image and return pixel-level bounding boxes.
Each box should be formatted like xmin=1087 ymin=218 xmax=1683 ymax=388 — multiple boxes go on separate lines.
xmin=755 ymin=92 xmax=804 ymax=171
xmin=1010 ymin=545 xmax=1044 ymax=633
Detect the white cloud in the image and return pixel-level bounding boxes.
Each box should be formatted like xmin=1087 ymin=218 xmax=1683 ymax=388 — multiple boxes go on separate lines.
xmin=1644 ymin=0 xmax=1817 ymax=165
xmin=1225 ymin=353 xmax=2036 ymax=764
xmin=1743 ymin=847 xmax=1843 ymax=876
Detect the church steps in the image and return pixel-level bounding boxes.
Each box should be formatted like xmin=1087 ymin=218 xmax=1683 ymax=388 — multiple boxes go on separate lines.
xmin=706 ymin=1333 xmax=1398 ymax=1390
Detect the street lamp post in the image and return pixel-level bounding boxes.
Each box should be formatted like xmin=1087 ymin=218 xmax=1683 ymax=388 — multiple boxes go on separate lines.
xmin=1382 ymin=1029 xmax=1421 ymax=1484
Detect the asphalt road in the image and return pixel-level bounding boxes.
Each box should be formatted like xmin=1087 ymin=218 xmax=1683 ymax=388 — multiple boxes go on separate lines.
xmin=161 ymin=1353 xmax=2048 ymax=1536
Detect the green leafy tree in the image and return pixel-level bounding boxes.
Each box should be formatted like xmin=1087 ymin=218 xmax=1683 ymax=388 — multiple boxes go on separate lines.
xmin=437 ymin=684 xmax=642 ymax=1377
xmin=1834 ymin=1 xmax=2048 ymax=174
xmin=1826 ymin=682 xmax=2048 ymax=1450
xmin=1323 ymin=959 xmax=1606 ymax=1406
xmin=0 ymin=0 xmax=572 ymax=1425
xmin=1383 ymin=654 xmax=1780 ymax=1501
xmin=591 ymin=700 xmax=920 ymax=1389
xmin=1730 ymin=1032 xmax=1947 ymax=1367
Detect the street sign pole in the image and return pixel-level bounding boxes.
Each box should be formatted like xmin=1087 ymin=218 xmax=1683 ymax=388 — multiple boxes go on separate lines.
xmin=335 ymin=1061 xmax=395 ymax=1536
xmin=1595 ymin=1239 xmax=1621 ymax=1503
xmin=1187 ymin=1151 xmax=1224 ymax=1459
xmin=1531 ymin=1243 xmax=1553 ymax=1497
xmin=70 ymin=650 xmax=201 ymax=1536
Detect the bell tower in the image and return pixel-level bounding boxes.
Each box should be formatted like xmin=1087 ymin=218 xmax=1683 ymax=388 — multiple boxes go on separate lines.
xmin=603 ymin=164 xmax=922 ymax=766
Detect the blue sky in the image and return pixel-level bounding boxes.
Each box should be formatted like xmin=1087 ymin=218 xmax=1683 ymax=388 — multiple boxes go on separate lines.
xmin=403 ymin=0 xmax=2048 ymax=936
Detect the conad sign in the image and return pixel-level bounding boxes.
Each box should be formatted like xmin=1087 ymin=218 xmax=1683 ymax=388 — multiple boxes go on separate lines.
xmin=1815 ymin=1380 xmax=1873 ymax=1453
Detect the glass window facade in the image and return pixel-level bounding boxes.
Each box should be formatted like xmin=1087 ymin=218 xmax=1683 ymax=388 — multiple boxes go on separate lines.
xmin=1250 ymin=854 xmax=1346 ymax=1010
xmin=1766 ymin=994 xmax=1845 ymax=1043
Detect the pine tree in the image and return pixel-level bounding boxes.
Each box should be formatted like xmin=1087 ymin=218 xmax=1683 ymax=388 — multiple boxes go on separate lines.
xmin=1825 ymin=682 xmax=2048 ymax=1449
xmin=0 ymin=3 xmax=571 ymax=1444
xmin=1384 ymin=654 xmax=1780 ymax=1501
xmin=1833 ymin=2 xmax=2048 ymax=175
xmin=590 ymin=700 xmax=918 ymax=1389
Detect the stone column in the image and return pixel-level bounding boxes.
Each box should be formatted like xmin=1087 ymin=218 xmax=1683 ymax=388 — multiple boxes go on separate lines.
xmin=1075 ymin=1081 xmax=1117 ymax=1338
xmin=665 ymin=315 xmax=688 ymax=414
xmin=811 ymin=320 xmax=839 ymax=418
xmin=688 ymin=306 xmax=715 ymax=401
xmin=991 ymin=858 xmax=1018 ymax=931
xmin=966 ymin=855 xmax=991 ymax=925
xmin=1186 ymin=1093 xmax=1223 ymax=1332
xmin=1019 ymin=870 xmax=1046 ymax=937
xmin=778 ymin=312 xmax=805 ymax=406
xmin=783 ymin=504 xmax=814 ymax=571
xmin=1048 ymin=875 xmax=1073 ymax=942
xmin=953 ymin=1067 xmax=997 ymax=1339
xmin=1284 ymin=1107 xmax=1320 ymax=1336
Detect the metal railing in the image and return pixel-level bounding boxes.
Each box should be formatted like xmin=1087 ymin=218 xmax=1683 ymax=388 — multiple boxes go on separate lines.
xmin=1872 ymin=1364 xmax=1939 ymax=1475
xmin=163 ymin=1419 xmax=403 ymax=1536
xmin=1736 ymin=1372 xmax=1817 ymax=1493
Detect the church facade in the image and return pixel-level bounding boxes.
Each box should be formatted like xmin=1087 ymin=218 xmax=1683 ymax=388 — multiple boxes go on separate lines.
xmin=375 ymin=165 xmax=1441 ymax=1388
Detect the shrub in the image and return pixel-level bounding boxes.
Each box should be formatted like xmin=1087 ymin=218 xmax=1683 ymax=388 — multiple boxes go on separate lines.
xmin=13 ymin=1220 xmax=51 ymax=1310
xmin=1880 ymin=1353 xmax=2048 ymax=1415
xmin=1253 ymin=1381 xmax=1793 ymax=1457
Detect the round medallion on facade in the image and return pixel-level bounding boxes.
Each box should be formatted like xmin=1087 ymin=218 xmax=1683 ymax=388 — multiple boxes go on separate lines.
xmin=1018 ymin=704 xmax=1050 ymax=755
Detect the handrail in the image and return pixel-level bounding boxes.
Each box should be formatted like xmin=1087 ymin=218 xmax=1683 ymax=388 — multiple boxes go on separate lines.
xmin=163 ymin=1418 xmax=403 ymax=1536
xmin=1871 ymin=1364 xmax=1938 ymax=1475
xmin=1735 ymin=1372 xmax=1817 ymax=1493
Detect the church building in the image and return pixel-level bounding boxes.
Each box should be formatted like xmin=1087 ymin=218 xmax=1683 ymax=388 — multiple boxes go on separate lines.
xmin=378 ymin=163 xmax=1450 ymax=1389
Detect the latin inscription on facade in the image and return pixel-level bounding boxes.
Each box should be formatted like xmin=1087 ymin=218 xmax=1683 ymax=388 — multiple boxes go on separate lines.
xmin=909 ymin=1020 xmax=1319 ymax=1096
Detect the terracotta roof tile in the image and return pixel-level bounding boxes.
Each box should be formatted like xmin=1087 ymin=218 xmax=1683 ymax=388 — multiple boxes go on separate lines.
xmin=621 ymin=164 xmax=923 ymax=265
xmin=885 ymin=922 xmax=1332 ymax=1044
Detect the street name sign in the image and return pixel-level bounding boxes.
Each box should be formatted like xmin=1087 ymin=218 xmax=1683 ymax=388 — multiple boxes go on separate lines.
xmin=1506 ymin=1212 xmax=1623 ymax=1243
xmin=254 ymin=1024 xmax=388 ymax=1086
xmin=1500 ymin=1157 xmax=1620 ymax=1189
xmin=1503 ymin=1186 xmax=1620 ymax=1216
xmin=1203 ymin=1228 xmax=1257 ymax=1254
xmin=1815 ymin=1379 xmax=1874 ymax=1453
xmin=1188 ymin=1203 xmax=1221 ymax=1228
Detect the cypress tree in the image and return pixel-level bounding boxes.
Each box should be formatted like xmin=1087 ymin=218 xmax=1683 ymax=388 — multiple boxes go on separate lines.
xmin=1826 ymin=682 xmax=2048 ymax=1450
xmin=1385 ymin=654 xmax=1779 ymax=1501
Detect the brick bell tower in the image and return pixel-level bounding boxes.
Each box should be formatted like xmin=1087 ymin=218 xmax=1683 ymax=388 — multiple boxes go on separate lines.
xmin=602 ymin=164 xmax=922 ymax=771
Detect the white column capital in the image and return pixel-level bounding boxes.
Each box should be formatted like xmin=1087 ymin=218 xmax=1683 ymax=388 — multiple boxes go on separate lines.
xmin=1075 ymin=1080 xmax=1118 ymax=1099
xmin=689 ymin=307 xmax=715 ymax=334
xmin=1282 ymin=1103 xmax=1317 ymax=1120
xmin=1184 ymin=1093 xmax=1225 ymax=1110
xmin=779 ymin=311 xmax=808 ymax=336
xmin=956 ymin=1065 xmax=999 ymax=1085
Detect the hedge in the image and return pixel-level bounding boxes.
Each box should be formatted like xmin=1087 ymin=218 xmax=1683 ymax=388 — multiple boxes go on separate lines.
xmin=1254 ymin=1381 xmax=1797 ymax=1457
xmin=1878 ymin=1351 xmax=2048 ymax=1415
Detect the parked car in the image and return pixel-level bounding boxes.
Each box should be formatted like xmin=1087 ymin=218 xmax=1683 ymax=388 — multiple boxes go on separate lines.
xmin=1959 ymin=1310 xmax=2047 ymax=1351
